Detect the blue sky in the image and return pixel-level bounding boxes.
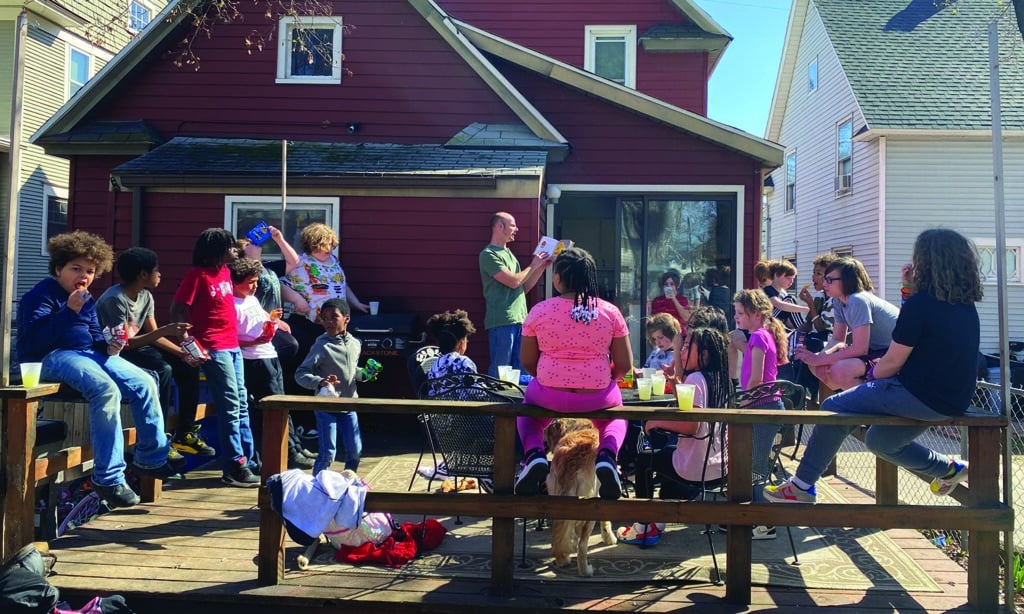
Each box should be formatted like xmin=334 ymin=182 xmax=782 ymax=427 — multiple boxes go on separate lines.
xmin=693 ymin=0 xmax=792 ymax=137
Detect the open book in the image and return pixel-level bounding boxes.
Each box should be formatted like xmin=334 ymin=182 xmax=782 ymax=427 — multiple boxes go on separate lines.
xmin=533 ymin=236 xmax=573 ymax=258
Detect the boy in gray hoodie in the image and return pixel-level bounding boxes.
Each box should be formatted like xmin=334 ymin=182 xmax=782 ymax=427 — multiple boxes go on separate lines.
xmin=295 ymin=298 xmax=375 ymax=474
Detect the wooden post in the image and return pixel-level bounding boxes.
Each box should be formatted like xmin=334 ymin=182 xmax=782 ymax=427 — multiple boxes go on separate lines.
xmin=875 ymin=458 xmax=899 ymax=505
xmin=966 ymin=424 xmax=1001 ymax=611
xmin=490 ymin=411 xmax=516 ymax=595
xmin=257 ymin=403 xmax=289 ymax=585
xmin=1 ymin=396 xmax=36 ymax=561
xmin=725 ymin=421 xmax=753 ymax=605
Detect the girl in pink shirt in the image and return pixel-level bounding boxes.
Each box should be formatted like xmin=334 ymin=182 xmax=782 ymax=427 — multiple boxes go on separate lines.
xmin=514 ymin=248 xmax=634 ymax=499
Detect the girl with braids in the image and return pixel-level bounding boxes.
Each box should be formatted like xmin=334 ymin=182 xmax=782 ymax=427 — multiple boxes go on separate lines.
xmin=424 ymin=309 xmax=479 ymax=397
xmin=733 ymin=289 xmax=789 ymax=392
xmin=514 ymin=247 xmax=634 ymax=499
xmin=619 ymin=327 xmax=732 ymax=545
xmin=767 ymin=228 xmax=982 ymax=504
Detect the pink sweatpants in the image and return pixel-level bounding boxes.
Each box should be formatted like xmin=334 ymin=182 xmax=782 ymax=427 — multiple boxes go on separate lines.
xmin=518 ymin=379 xmax=627 ymax=455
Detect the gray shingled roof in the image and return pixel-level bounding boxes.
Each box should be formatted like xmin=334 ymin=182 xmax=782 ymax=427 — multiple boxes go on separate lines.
xmin=113 ymin=137 xmax=548 ymax=179
xmin=816 ymin=0 xmax=1024 ymax=130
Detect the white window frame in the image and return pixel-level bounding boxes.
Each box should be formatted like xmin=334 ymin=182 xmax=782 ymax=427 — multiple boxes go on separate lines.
xmin=583 ymin=25 xmax=637 ymax=88
xmin=835 ymin=117 xmax=853 ymax=196
xmin=808 ymin=56 xmax=818 ymax=91
xmin=974 ymin=237 xmax=1023 ymax=284
xmin=832 ymin=246 xmax=853 ymax=259
xmin=785 ymin=151 xmax=796 ymax=213
xmin=276 ymin=16 xmax=344 ymax=84
xmin=127 ymin=0 xmax=155 ymax=34
xmin=224 ymin=196 xmax=340 ymax=259
xmin=67 ymin=46 xmax=92 ymax=100
xmin=41 ymin=184 xmax=69 ymax=256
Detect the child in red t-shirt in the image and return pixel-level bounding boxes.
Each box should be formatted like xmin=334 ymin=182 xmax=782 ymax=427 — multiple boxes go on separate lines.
xmin=170 ymin=228 xmax=258 ymax=487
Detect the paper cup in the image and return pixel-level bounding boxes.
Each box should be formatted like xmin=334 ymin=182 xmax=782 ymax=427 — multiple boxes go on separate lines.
xmin=369 ymin=301 xmax=380 ymax=315
xmin=651 ymin=374 xmax=667 ymax=395
xmin=636 ymin=378 xmax=653 ymax=401
xmin=675 ymin=383 xmax=696 ymax=410
xmin=20 ymin=362 xmax=42 ymax=388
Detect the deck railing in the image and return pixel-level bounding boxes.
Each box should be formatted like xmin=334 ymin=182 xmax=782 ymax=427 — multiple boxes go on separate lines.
xmin=255 ymin=395 xmax=1012 ymax=610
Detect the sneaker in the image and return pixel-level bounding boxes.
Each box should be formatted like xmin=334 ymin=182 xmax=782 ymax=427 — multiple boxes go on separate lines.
xmin=288 ymin=452 xmax=315 ymax=469
xmin=930 ymin=459 xmax=969 ymax=496
xmin=514 ymin=448 xmax=549 ymax=495
xmin=763 ymin=479 xmax=817 ymax=504
xmin=167 ymin=448 xmax=188 ymax=473
xmin=172 ymin=426 xmax=216 ymax=456
xmin=93 ymin=482 xmax=141 ymax=509
xmin=595 ymin=449 xmax=622 ymax=500
xmin=617 ymin=522 xmax=661 ymax=546
xmin=222 ymin=463 xmax=260 ymax=488
xmin=752 ymin=525 xmax=777 ymax=540
xmin=131 ymin=460 xmax=184 ymax=481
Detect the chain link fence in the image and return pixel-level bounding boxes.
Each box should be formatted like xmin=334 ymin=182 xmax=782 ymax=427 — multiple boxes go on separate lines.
xmin=797 ymin=379 xmax=1019 ymax=556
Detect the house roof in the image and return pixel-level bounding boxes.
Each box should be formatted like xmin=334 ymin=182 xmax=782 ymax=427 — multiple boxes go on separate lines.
xmin=769 ymin=0 xmax=1024 ymax=141
xmin=110 ymin=137 xmax=547 ymax=188
xmin=35 ymin=120 xmax=165 ymax=155
xmin=33 ymin=0 xmax=780 ymax=168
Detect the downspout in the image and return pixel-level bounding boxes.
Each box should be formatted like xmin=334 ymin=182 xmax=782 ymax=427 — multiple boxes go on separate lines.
xmin=1 ymin=10 xmax=28 ymax=386
xmin=877 ymin=135 xmax=886 ymax=298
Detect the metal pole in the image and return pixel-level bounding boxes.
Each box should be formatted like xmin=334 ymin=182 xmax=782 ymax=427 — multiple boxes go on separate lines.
xmin=281 ymin=139 xmax=287 ymax=229
xmin=1 ymin=11 xmax=28 ymax=387
xmin=987 ymin=22 xmax=1014 ymax=611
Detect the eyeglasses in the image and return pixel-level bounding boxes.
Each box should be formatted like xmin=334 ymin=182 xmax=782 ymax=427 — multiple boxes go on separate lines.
xmin=823 ymin=276 xmax=841 ymax=284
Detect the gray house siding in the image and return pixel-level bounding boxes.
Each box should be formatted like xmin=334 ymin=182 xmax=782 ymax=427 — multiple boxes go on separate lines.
xmin=884 ymin=138 xmax=1024 ymax=352
xmin=6 ymin=3 xmax=161 ymax=309
xmin=765 ymin=5 xmax=883 ymax=288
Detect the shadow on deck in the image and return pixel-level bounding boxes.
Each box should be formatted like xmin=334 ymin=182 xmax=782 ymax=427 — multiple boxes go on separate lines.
xmin=42 ymin=449 xmax=975 ymax=614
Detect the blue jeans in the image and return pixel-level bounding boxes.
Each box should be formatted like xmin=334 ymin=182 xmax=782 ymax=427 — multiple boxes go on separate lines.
xmin=41 ymin=349 xmax=168 ymax=488
xmin=487 ymin=324 xmax=522 ymax=377
xmin=313 ymin=410 xmax=362 ymax=475
xmin=201 ymin=349 xmax=255 ymax=473
xmin=796 ymin=377 xmax=955 ymax=486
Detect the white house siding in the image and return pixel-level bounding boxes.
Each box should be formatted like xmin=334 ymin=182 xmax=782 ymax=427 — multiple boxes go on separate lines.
xmin=884 ymin=138 xmax=1024 ymax=353
xmin=765 ymin=5 xmax=882 ymax=290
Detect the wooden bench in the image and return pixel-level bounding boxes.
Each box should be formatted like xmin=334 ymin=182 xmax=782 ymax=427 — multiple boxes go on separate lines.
xmin=255 ymin=395 xmax=1012 ymax=610
xmin=0 ymin=384 xmax=214 ymax=560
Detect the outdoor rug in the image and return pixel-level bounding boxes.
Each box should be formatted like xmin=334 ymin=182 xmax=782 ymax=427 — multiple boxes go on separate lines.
xmin=299 ymin=454 xmax=940 ymax=591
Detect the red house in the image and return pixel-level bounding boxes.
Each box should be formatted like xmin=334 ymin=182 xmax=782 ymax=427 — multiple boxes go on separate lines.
xmin=32 ymin=0 xmax=782 ymax=378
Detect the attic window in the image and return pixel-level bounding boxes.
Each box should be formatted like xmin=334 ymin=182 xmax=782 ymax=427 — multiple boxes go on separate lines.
xmin=276 ymin=16 xmax=343 ymax=84
xmin=808 ymin=57 xmax=818 ymax=92
xmin=584 ymin=25 xmax=636 ymax=88
xmin=128 ymin=1 xmax=154 ymax=33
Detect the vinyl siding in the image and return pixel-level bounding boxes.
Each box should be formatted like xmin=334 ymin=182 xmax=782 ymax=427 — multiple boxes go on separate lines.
xmin=884 ymin=138 xmax=1024 ymax=352
xmin=765 ymin=5 xmax=882 ymax=290
xmin=0 ymin=24 xmax=13 ymax=135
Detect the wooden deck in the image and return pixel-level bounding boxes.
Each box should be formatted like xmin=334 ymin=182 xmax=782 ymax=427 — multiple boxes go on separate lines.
xmin=43 ymin=443 xmax=986 ymax=614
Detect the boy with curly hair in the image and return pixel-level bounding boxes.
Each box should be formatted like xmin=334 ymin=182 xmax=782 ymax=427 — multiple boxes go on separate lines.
xmin=18 ymin=231 xmax=182 ymax=509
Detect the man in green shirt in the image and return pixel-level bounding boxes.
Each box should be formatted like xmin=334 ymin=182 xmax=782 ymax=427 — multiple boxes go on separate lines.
xmin=479 ymin=212 xmax=550 ymax=377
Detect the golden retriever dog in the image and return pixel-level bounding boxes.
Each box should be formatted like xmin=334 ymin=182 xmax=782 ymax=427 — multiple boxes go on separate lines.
xmin=544 ymin=418 xmax=616 ymax=576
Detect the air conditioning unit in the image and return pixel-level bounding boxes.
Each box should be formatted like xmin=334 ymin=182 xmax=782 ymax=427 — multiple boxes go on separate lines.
xmin=834 ymin=174 xmax=852 ymax=192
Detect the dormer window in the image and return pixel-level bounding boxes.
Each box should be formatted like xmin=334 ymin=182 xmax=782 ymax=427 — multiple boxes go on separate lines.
xmin=276 ymin=16 xmax=343 ymax=84
xmin=584 ymin=25 xmax=636 ymax=88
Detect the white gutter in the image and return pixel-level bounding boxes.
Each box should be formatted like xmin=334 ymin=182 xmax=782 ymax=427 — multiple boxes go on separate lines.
xmin=2 ymin=10 xmax=27 ymax=386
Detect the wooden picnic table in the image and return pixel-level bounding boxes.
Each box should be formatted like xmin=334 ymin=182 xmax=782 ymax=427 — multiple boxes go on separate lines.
xmin=255 ymin=395 xmax=1011 ymax=610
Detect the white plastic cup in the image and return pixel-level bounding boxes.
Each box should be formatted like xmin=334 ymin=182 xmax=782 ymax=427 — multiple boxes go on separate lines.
xmin=506 ymin=369 xmax=521 ymax=384
xmin=497 ymin=365 xmax=512 ymax=381
xmin=637 ymin=378 xmax=653 ymax=401
xmin=369 ymin=301 xmax=380 ymax=315
xmin=641 ymin=367 xmax=657 ymax=379
xmin=651 ymin=373 xmax=667 ymax=395
xmin=675 ymin=383 xmax=696 ymax=410
xmin=20 ymin=362 xmax=42 ymax=388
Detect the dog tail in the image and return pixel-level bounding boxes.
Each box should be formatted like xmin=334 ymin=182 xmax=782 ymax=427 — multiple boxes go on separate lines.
xmin=549 ymin=429 xmax=599 ymax=497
